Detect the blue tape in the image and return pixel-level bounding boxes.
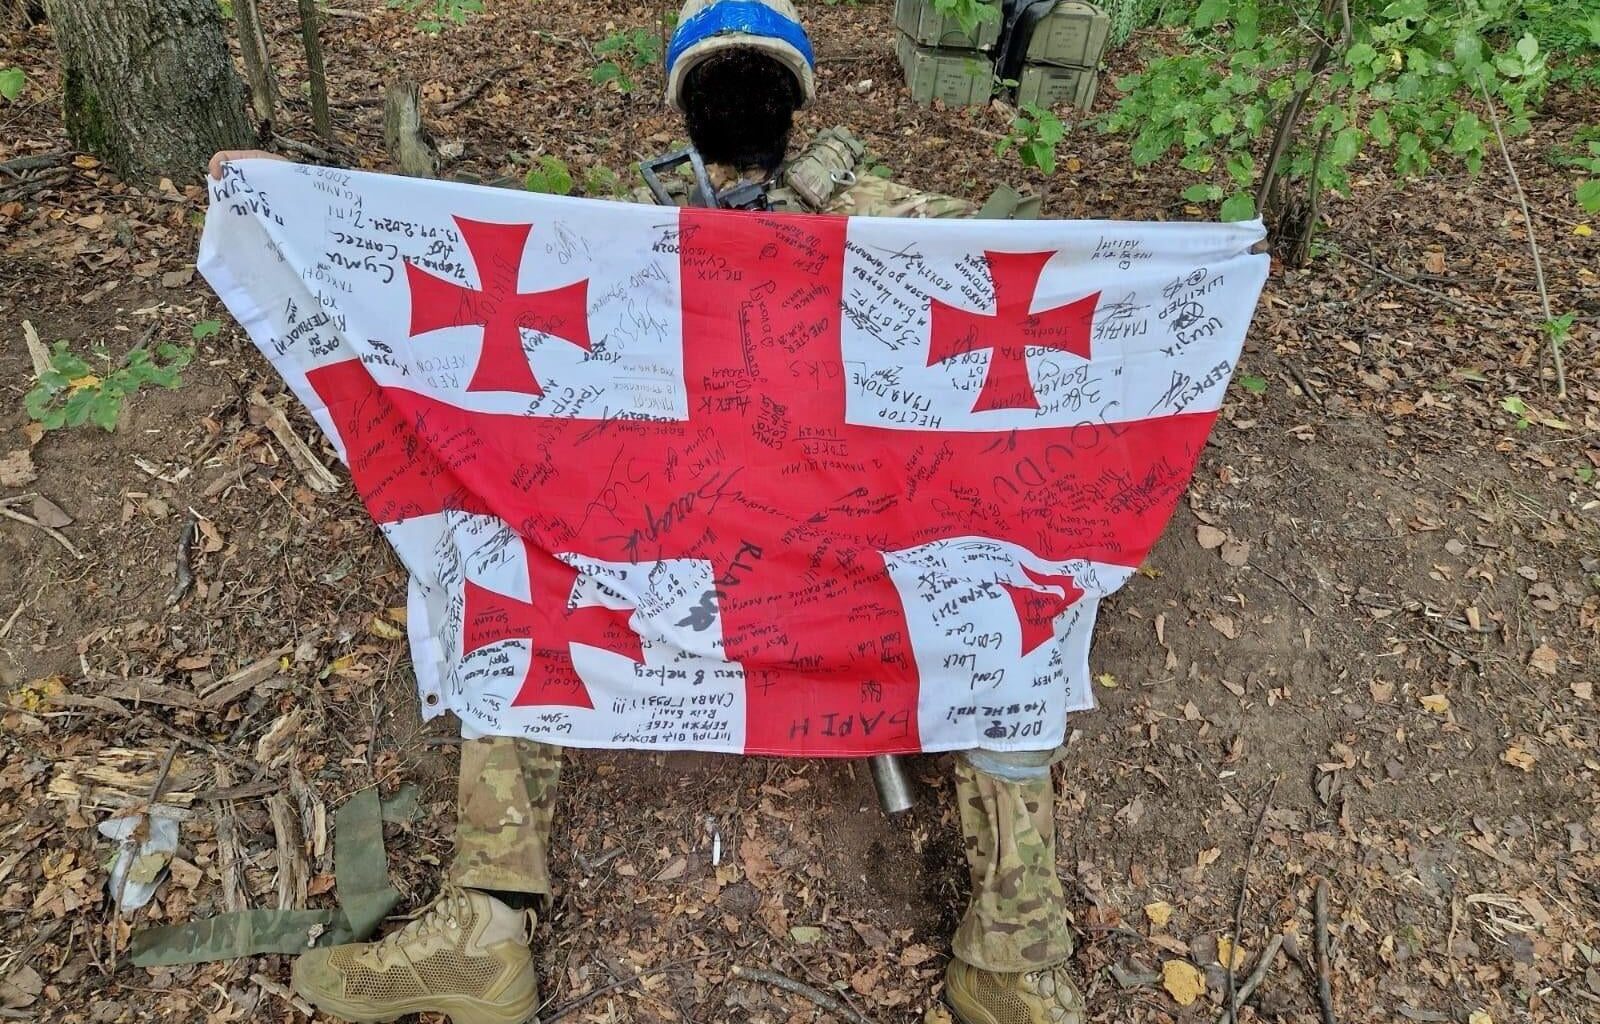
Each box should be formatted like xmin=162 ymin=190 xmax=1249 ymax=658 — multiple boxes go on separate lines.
xmin=666 ymin=0 xmax=815 ymax=74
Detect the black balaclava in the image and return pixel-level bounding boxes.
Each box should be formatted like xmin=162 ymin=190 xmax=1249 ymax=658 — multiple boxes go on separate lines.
xmin=681 ymin=50 xmax=802 ymax=173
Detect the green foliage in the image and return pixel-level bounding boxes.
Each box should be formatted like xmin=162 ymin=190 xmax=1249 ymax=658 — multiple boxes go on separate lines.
xmin=1508 ymin=1 xmax=1600 ymax=86
xmin=1237 ymin=373 xmax=1269 ymax=393
xmin=1551 ymin=126 xmax=1600 ymax=213
xmin=192 ymin=320 xmax=222 ymax=341
xmin=593 ymin=28 xmax=662 ymax=95
xmin=0 ymin=67 xmax=24 ymax=103
xmin=1101 ymin=0 xmax=1553 ymax=226
xmin=1105 ymin=0 xmax=1167 ymax=47
xmin=997 ymin=103 xmax=1066 ymax=175
xmin=930 ymin=0 xmax=1001 ymax=39
xmin=25 ymin=340 xmax=194 ymax=433
xmin=387 ymin=0 xmax=484 ymax=34
xmin=582 ymin=163 xmax=621 ymax=197
xmin=524 ymin=155 xmax=574 ymax=195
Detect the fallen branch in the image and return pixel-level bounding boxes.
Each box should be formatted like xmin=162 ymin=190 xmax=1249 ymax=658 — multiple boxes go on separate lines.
xmin=1227 ymin=780 xmax=1278 ymax=1024
xmin=0 ymin=504 xmax=85 ymax=559
xmin=730 ymin=965 xmax=877 ymax=1024
xmin=1280 ymin=357 xmax=1324 ymax=408
xmin=544 ymin=953 xmax=717 ymax=1022
xmin=0 ymin=149 xmax=70 ymax=178
xmin=251 ymin=972 xmax=314 ymax=1016
xmin=1251 ymin=562 xmax=1315 ymax=615
xmin=439 ymin=64 xmax=517 ymax=115
xmin=1314 ymin=879 xmax=1339 ymax=1024
xmin=1340 ymin=250 xmax=1503 ymax=318
xmin=273 ymin=133 xmax=337 ymax=165
xmin=1217 ymin=934 xmax=1285 ymax=1024
xmin=1478 ymin=80 xmax=1563 ymax=398
xmin=166 ymin=513 xmax=197 ymax=607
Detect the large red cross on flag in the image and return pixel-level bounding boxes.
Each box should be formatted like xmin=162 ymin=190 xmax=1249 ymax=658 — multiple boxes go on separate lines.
xmin=201 ymin=160 xmax=1268 ymax=757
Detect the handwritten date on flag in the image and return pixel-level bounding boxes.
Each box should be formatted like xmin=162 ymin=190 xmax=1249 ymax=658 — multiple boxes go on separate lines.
xmin=200 ymin=161 xmax=1268 ymax=756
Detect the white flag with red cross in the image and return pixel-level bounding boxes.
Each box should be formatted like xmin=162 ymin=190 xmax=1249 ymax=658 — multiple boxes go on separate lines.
xmin=200 ymin=160 xmax=1268 ymax=757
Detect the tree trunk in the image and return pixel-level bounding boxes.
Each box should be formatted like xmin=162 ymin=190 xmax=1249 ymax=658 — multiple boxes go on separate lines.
xmin=234 ymin=0 xmax=277 ymax=126
xmin=298 ymin=0 xmax=331 ymax=140
xmin=383 ymin=79 xmax=439 ymax=179
xmin=45 ymin=0 xmax=251 ymax=183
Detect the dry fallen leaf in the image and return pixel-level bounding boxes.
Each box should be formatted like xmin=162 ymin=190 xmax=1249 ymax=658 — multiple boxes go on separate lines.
xmin=1420 ymin=693 xmax=1451 ymax=714
xmin=1502 ymin=745 xmax=1537 ymax=772
xmin=1161 ymin=959 xmax=1205 ymax=1006
xmin=29 ymin=495 xmax=72 ymax=528
xmin=1217 ymin=936 xmax=1247 ymax=971
xmin=1528 ymin=644 xmax=1559 ymax=676
xmin=1197 ymin=524 xmax=1227 ymax=550
xmin=1145 ymin=900 xmax=1173 ymax=931
xmin=0 ymin=449 xmax=38 ymax=487
xmin=1210 ymin=615 xmax=1239 ymax=640
xmin=1220 ymin=540 xmax=1251 ymax=567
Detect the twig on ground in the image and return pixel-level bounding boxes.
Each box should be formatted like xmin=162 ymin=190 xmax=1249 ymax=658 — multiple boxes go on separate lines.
xmin=1250 ymin=562 xmax=1315 ymax=614
xmin=0 ymin=149 xmax=70 ymax=178
xmin=273 ymin=133 xmax=337 ymax=164
xmin=167 ymin=513 xmax=197 ymax=607
xmin=251 ymin=972 xmax=315 ymax=1016
xmin=0 ymin=504 xmax=85 ymax=559
xmin=730 ymin=965 xmax=877 ymax=1024
xmin=543 ymin=953 xmax=717 ymax=1022
xmin=440 ymin=64 xmax=518 ymax=115
xmin=1340 ymin=250 xmax=1502 ymax=317
xmin=1217 ymin=934 xmax=1285 ymax=1024
xmin=1478 ymin=80 xmax=1563 ymax=398
xmin=136 ymin=714 xmax=261 ymax=773
xmin=1314 ymin=878 xmax=1338 ymax=1024
xmin=1281 ymin=357 xmax=1324 ymax=407
xmin=1227 ymin=780 xmax=1278 ymax=1024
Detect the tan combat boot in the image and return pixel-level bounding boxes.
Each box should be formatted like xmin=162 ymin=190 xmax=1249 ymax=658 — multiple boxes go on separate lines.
xmin=943 ymin=958 xmax=1086 ymax=1024
xmin=291 ymin=887 xmax=540 ymax=1024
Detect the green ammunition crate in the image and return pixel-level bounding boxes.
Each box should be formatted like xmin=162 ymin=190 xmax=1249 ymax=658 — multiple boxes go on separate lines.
xmin=897 ymin=33 xmax=996 ymax=108
xmin=1015 ymin=63 xmax=1098 ymax=110
xmin=894 ymin=0 xmax=1002 ymax=50
xmin=1021 ymin=0 xmax=1111 ymax=68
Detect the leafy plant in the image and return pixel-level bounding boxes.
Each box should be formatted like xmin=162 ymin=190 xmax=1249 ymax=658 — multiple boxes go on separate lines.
xmin=387 ymin=0 xmax=483 ymax=34
xmin=930 ymin=0 xmax=1001 ymax=39
xmin=1237 ymin=373 xmax=1270 ymax=393
xmin=1551 ymin=126 xmax=1600 ymax=213
xmin=0 ymin=67 xmax=24 ymax=103
xmin=997 ymin=103 xmax=1067 ymax=175
xmin=1101 ymin=0 xmax=1552 ymax=237
xmin=593 ymin=28 xmax=662 ymax=95
xmin=582 ymin=163 xmax=621 ymax=197
xmin=26 ymin=340 xmax=194 ymax=432
xmin=524 ymin=155 xmax=574 ymax=195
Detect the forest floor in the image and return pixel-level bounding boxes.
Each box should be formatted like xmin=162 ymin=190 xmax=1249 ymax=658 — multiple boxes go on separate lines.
xmin=2 ymin=1 xmax=1599 ymax=1023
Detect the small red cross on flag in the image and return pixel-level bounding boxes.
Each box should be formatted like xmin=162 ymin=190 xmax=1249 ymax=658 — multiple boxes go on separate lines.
xmin=200 ymin=160 xmax=1269 ymax=756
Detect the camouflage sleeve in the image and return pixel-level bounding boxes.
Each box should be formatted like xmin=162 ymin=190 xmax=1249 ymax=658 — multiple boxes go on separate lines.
xmin=822 ymin=174 xmax=977 ymax=219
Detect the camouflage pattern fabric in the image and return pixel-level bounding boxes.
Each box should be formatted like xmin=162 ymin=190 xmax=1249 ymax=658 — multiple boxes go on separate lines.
xmin=449 ymin=737 xmax=562 ymax=895
xmin=816 ymin=174 xmax=975 ymax=218
xmin=952 ymin=758 xmax=1075 ymax=972
xmin=627 ymin=127 xmax=974 ymax=218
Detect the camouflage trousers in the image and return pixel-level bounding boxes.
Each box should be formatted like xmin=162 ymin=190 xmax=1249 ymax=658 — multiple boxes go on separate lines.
xmin=448 ymin=738 xmax=1072 ymax=971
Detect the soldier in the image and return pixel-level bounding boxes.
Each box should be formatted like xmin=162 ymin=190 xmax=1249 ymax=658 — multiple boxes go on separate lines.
xmin=209 ymin=2 xmax=1083 ymax=1022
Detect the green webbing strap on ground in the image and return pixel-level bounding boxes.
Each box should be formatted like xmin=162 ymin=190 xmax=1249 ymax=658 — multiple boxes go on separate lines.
xmin=977 ymin=183 xmax=1042 ymax=221
xmin=130 ymin=786 xmax=404 ymax=967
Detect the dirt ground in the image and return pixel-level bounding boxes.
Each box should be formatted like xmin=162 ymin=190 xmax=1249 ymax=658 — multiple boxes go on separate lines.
xmin=1 ymin=1 xmax=1598 ymax=1023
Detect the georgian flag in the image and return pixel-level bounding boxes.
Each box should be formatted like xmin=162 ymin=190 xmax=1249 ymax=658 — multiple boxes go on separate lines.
xmin=200 ymin=160 xmax=1268 ymax=756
